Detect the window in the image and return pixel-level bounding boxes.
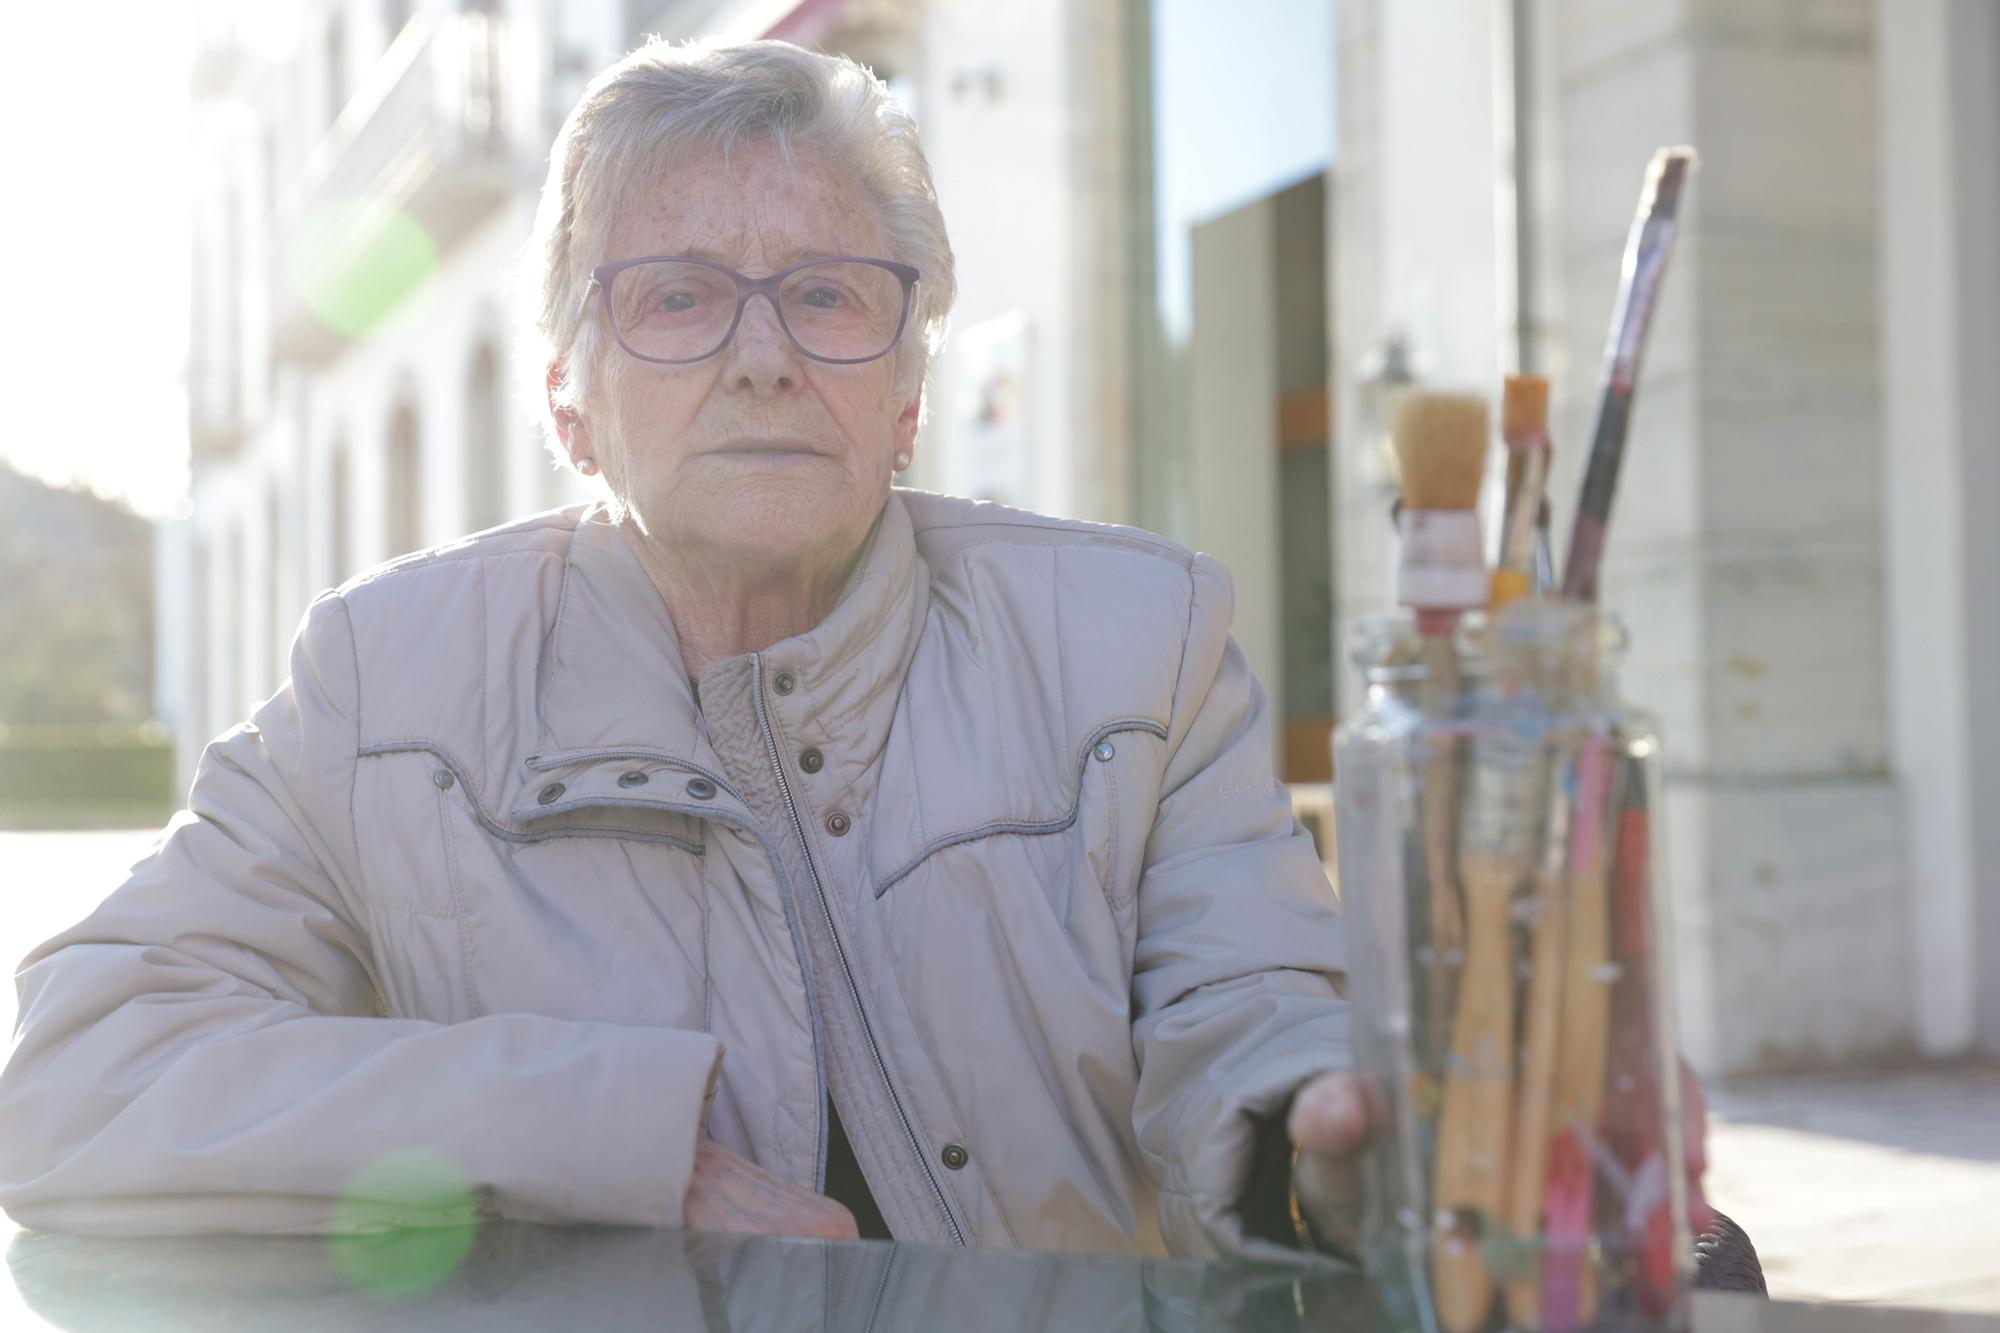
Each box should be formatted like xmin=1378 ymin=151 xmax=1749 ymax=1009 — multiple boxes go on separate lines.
xmin=387 ymin=400 xmax=424 ymax=557
xmin=465 ymin=344 xmax=506 ymax=532
xmin=329 ymin=434 xmax=352 ymax=582
xmin=326 ymin=12 xmax=347 ymax=129
xmin=1132 ymin=0 xmax=1335 ymax=780
xmin=267 ymin=484 xmax=285 ymax=686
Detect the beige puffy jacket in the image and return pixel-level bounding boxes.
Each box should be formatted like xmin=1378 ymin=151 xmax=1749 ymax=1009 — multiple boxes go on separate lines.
xmin=0 ymin=489 xmax=1351 ymax=1261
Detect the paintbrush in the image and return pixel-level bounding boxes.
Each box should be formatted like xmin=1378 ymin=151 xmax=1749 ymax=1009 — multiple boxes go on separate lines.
xmin=1429 ymin=604 xmax=1560 ymax=1333
xmin=1492 ymin=375 xmax=1552 ymax=612
xmin=1540 ymin=733 xmax=1624 ymax=1331
xmin=1536 ymin=146 xmax=1695 ymax=1329
xmin=1560 ymin=147 xmax=1695 ymax=603
xmin=1502 ymin=688 xmax=1576 ymax=1326
xmin=1599 ymin=756 xmax=1681 ymax=1317
xmin=1535 ymin=501 xmax=1556 ymax=595
xmin=1392 ymin=391 xmax=1492 ymax=1134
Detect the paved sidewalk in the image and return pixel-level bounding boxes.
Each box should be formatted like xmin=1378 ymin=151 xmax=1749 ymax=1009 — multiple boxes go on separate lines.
xmin=1707 ymin=1061 xmax=2000 ymax=1312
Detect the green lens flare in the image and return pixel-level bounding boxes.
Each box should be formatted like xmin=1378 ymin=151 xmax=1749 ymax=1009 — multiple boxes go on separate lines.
xmin=328 ymin=1149 xmax=483 ymax=1298
xmin=288 ymin=197 xmax=439 ymax=340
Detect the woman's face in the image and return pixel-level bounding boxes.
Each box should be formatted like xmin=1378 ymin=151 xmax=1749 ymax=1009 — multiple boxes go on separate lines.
xmin=565 ymin=139 xmax=921 ymax=572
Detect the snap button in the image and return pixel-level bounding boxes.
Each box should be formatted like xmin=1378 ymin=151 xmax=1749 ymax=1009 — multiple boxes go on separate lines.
xmin=537 ymin=782 xmax=565 ymax=805
xmin=1093 ymin=740 xmax=1116 ymax=762
xmin=825 ymin=811 xmax=851 ymax=837
xmin=432 ymin=768 xmax=455 ymax=790
xmin=686 ymin=777 xmax=717 ymax=801
xmin=773 ymin=670 xmax=796 ymax=695
xmin=617 ymin=771 xmax=649 ymax=788
xmin=799 ymin=747 xmax=824 ymax=774
xmin=940 ymin=1143 xmax=969 ymax=1170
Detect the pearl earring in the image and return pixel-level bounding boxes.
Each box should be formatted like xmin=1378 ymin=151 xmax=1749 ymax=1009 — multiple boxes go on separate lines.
xmin=893 ymin=453 xmax=910 ymax=470
xmin=576 ymin=457 xmax=599 ymax=477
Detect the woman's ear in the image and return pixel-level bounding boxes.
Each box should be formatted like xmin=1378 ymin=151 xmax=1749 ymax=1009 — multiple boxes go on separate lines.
xmin=891 ymin=384 xmax=923 ymax=471
xmin=546 ymin=360 xmax=591 ymax=460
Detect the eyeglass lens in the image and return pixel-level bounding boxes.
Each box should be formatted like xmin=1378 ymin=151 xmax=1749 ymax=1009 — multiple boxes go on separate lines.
xmin=607 ymin=260 xmax=906 ymax=362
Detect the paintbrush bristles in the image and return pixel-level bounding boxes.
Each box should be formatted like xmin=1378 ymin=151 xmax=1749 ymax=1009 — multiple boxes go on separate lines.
xmin=1394 ymin=392 xmax=1490 ymax=512
xmin=1503 ymin=375 xmax=1550 ymax=439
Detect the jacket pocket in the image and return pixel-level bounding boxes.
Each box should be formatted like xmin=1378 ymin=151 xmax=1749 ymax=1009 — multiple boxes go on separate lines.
xmin=351 ymin=743 xmax=709 ymax=1030
xmin=870 ymin=717 xmax=1165 ymax=904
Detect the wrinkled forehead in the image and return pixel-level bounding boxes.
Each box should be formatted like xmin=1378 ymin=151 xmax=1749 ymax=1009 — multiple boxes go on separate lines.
xmin=601 ymin=137 xmax=888 ymax=270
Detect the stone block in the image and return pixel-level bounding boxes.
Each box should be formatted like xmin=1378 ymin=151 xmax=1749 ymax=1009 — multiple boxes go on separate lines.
xmin=1700 ymin=538 xmax=1889 ymax=776
xmin=1693 ymin=776 xmax=1916 ymax=1073
xmin=1604 ymin=545 xmax=1712 ymax=774
xmin=1691 ymin=43 xmax=1876 ymax=244
xmin=1555 ymin=0 xmax=1692 ymax=85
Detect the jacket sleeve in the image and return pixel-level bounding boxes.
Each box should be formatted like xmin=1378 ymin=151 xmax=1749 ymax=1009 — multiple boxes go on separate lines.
xmin=0 ymin=592 xmax=724 ymax=1236
xmin=1128 ymin=553 xmax=1354 ymax=1264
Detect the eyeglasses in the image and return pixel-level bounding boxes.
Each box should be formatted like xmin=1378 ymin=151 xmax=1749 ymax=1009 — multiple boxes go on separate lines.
xmin=578 ymin=255 xmax=921 ymax=366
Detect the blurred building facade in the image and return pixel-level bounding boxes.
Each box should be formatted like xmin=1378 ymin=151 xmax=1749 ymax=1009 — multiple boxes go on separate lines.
xmin=1327 ymin=0 xmax=2000 ymax=1074
xmin=170 ymin=0 xmax=1155 ymax=766
xmin=171 ymin=0 xmax=1998 ymax=1073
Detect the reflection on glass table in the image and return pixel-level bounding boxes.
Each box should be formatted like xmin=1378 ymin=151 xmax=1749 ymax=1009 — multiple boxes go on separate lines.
xmin=7 ymin=1223 xmax=1995 ymax=1333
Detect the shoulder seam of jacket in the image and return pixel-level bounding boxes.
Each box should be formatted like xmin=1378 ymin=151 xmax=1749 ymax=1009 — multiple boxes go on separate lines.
xmin=337 ymin=540 xmax=565 ymax=597
xmin=900 ymin=493 xmax=1199 ymax=569
xmin=332 ymin=591 xmax=366 ymax=903
xmin=1163 ymin=554 xmax=1207 ymax=766
xmin=917 ymin=527 xmax=1198 ymax=573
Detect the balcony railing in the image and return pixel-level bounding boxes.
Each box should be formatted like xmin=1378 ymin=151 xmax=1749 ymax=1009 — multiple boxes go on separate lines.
xmin=271 ymin=12 xmax=518 ymax=363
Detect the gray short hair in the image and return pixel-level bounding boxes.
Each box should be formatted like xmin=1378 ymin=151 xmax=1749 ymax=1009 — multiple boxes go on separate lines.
xmin=522 ymin=37 xmax=957 ymax=466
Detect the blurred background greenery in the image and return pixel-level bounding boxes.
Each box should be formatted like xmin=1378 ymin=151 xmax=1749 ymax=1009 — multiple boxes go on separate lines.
xmin=0 ymin=466 xmax=174 ymax=830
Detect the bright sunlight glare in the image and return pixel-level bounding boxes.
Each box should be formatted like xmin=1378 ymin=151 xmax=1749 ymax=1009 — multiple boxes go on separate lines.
xmin=0 ymin=4 xmax=193 ymax=519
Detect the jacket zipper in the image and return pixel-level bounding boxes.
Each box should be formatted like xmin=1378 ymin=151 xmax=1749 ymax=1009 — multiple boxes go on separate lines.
xmin=751 ymin=653 xmax=967 ymax=1247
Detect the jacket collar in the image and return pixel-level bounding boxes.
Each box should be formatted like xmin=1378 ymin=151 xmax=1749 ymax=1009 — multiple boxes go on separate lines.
xmin=516 ymin=492 xmax=926 ymax=818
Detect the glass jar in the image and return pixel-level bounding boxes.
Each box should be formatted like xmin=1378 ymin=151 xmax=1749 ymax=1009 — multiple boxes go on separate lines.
xmin=1333 ymin=600 xmax=1691 ymax=1333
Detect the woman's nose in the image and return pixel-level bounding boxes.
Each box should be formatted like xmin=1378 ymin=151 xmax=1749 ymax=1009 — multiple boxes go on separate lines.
xmin=721 ymin=294 xmax=802 ymax=394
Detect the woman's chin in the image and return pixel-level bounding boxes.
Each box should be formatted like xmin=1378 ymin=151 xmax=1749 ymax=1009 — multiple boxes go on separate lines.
xmin=663 ymin=484 xmax=860 ymax=564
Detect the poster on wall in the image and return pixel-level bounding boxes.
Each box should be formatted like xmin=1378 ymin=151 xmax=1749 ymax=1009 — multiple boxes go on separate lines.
xmin=950 ymin=310 xmax=1034 ymax=509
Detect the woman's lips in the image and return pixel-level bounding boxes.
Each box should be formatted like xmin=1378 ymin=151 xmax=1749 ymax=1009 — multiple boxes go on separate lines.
xmin=713 ymin=438 xmax=826 ymax=458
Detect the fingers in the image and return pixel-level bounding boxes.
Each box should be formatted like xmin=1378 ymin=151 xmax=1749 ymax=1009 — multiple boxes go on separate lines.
xmin=1293 ymin=1143 xmax=1367 ymax=1257
xmin=686 ymin=1138 xmax=869 ymax=1241
xmin=1288 ymin=1071 xmax=1374 ymax=1157
xmin=811 ymin=1200 xmax=862 ymax=1242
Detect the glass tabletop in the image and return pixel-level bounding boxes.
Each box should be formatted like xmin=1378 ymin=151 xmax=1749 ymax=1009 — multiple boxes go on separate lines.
xmin=4 ymin=1222 xmax=1996 ymax=1333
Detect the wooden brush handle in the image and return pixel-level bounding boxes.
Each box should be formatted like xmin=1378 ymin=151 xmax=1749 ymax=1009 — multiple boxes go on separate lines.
xmin=1504 ymin=855 xmax=1569 ymax=1328
xmin=1542 ymin=742 xmax=1623 ymax=1331
xmin=1417 ymin=635 xmax=1465 ymax=1089
xmin=1431 ymin=854 xmax=1517 ymax=1333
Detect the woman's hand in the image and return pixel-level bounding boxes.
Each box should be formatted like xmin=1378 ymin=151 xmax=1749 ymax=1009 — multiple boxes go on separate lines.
xmin=1287 ymin=1055 xmax=1715 ymax=1254
xmin=683 ymin=1138 xmax=861 ymax=1241
xmin=1286 ymin=1070 xmax=1375 ymax=1256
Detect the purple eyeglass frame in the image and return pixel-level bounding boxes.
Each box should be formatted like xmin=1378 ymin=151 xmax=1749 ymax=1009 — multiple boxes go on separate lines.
xmin=578 ymin=254 xmax=921 ymax=366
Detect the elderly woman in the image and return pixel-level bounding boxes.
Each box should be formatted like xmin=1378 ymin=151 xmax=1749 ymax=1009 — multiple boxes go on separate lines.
xmin=0 ymin=39 xmax=1711 ymax=1263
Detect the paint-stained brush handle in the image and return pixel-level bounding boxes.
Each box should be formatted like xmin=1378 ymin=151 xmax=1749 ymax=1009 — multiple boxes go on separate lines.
xmin=1541 ymin=738 xmax=1623 ymax=1331
xmin=1601 ymin=755 xmax=1681 ymax=1316
xmin=1561 ymin=148 xmax=1696 ymax=605
xmin=1503 ymin=751 xmax=1574 ymax=1329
